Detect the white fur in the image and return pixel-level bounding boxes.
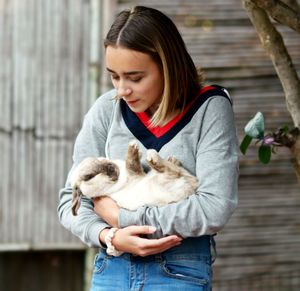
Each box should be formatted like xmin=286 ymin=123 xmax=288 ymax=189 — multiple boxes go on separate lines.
xmin=71 ymin=147 xmax=198 ymax=211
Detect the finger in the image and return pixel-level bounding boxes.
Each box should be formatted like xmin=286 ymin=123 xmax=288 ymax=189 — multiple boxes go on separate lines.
xmin=147 ymin=243 xmax=181 ymax=256
xmin=151 ymin=236 xmax=182 ymax=250
xmin=134 ymin=236 xmax=182 ymax=256
xmin=127 ymin=225 xmax=157 ymax=235
xmin=113 ymin=228 xmax=182 ymax=256
xmin=138 ymin=240 xmax=182 ymax=257
xmin=140 ymin=235 xmax=182 ymax=248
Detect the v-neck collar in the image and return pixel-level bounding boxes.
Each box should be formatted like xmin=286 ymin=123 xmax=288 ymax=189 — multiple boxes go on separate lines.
xmin=120 ymin=85 xmax=231 ymax=151
xmin=135 ymin=100 xmax=195 ymax=138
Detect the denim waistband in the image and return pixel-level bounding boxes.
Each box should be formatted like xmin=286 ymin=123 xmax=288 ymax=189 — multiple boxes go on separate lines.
xmin=102 ymin=235 xmax=214 ymax=262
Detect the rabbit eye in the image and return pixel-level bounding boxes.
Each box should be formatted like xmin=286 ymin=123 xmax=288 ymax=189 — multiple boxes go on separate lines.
xmin=82 ymin=174 xmax=95 ymax=181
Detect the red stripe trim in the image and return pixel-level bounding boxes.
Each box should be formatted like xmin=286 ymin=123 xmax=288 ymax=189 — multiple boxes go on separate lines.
xmin=135 ymin=86 xmax=214 ymax=138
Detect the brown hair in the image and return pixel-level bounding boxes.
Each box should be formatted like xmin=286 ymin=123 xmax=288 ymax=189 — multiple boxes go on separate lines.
xmin=104 ymin=6 xmax=203 ymax=126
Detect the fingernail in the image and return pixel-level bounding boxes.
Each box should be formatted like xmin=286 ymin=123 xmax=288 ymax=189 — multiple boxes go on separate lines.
xmin=149 ymin=226 xmax=156 ymax=232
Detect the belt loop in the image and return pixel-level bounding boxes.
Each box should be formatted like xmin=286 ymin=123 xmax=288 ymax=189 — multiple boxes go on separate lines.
xmin=210 ymin=234 xmax=217 ymax=263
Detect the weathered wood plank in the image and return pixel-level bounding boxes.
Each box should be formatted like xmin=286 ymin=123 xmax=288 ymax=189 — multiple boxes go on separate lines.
xmin=0 ymin=0 xmax=13 ymax=132
xmin=32 ymin=138 xmax=82 ymax=247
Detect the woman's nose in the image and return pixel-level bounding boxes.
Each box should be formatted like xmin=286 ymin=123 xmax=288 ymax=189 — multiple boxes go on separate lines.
xmin=118 ymin=88 xmax=132 ymax=97
xmin=117 ymin=82 xmax=132 ymax=98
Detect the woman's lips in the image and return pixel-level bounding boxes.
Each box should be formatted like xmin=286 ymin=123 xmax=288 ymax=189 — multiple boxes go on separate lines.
xmin=126 ymin=100 xmax=139 ymax=106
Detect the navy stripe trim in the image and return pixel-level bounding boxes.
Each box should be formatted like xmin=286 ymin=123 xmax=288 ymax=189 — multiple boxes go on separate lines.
xmin=121 ymin=86 xmax=231 ymax=151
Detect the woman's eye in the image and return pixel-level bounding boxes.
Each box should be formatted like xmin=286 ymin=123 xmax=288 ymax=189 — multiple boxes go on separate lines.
xmin=111 ymin=75 xmax=119 ymax=81
xmin=131 ymin=77 xmax=142 ymax=83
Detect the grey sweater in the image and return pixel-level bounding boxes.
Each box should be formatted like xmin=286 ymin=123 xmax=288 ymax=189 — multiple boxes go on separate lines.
xmin=58 ymin=88 xmax=239 ymax=247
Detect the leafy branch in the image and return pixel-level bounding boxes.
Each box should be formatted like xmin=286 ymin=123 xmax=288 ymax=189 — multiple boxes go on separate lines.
xmin=240 ymin=112 xmax=298 ymax=164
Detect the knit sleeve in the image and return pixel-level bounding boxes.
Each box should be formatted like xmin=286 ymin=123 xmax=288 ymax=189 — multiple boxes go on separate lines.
xmin=57 ymin=90 xmax=116 ymax=247
xmin=118 ymin=96 xmax=239 ymax=238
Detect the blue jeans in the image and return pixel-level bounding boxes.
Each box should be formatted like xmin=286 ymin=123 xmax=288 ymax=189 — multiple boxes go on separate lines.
xmin=90 ymin=236 xmax=214 ymax=291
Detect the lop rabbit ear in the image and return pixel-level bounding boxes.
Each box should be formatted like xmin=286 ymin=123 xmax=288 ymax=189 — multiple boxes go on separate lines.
xmin=71 ymin=186 xmax=83 ymax=216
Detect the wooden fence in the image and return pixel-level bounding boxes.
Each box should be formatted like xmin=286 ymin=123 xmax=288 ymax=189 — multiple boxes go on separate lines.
xmin=0 ymin=0 xmax=98 ymax=249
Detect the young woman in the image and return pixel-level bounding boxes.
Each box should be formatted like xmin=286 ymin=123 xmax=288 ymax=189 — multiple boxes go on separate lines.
xmin=58 ymin=6 xmax=239 ymax=290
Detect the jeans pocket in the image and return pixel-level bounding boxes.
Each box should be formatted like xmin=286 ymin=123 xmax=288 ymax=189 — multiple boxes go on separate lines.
xmin=160 ymin=256 xmax=211 ymax=286
xmin=93 ymin=251 xmax=107 ymax=274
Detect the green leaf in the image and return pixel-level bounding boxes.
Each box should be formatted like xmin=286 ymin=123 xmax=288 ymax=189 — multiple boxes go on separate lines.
xmin=281 ymin=125 xmax=289 ymax=133
xmin=244 ymin=112 xmax=265 ymax=139
xmin=258 ymin=145 xmax=271 ymax=164
xmin=240 ymin=135 xmax=253 ymax=155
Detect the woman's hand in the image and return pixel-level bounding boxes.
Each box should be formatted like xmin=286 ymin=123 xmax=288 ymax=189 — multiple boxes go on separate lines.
xmin=95 ymin=197 xmax=182 ymax=256
xmin=93 ymin=196 xmax=120 ymax=227
xmin=100 ymin=226 xmax=182 ymax=257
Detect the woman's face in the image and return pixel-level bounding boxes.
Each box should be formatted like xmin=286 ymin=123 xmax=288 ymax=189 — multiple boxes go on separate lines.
xmin=105 ymin=46 xmax=164 ymax=116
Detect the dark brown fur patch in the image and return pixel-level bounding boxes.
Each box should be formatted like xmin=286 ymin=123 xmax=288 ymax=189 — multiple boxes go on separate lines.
xmin=99 ymin=162 xmax=119 ymax=181
xmin=126 ymin=143 xmax=145 ymax=176
xmin=72 ymin=186 xmax=83 ymax=216
xmin=147 ymin=156 xmax=165 ymax=173
xmin=148 ymin=155 xmax=181 ymax=178
xmin=80 ymin=158 xmax=103 ymax=181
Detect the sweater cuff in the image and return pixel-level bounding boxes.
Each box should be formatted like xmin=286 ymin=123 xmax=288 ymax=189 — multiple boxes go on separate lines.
xmin=88 ymin=222 xmax=110 ymax=249
xmin=119 ymin=208 xmax=143 ymax=228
